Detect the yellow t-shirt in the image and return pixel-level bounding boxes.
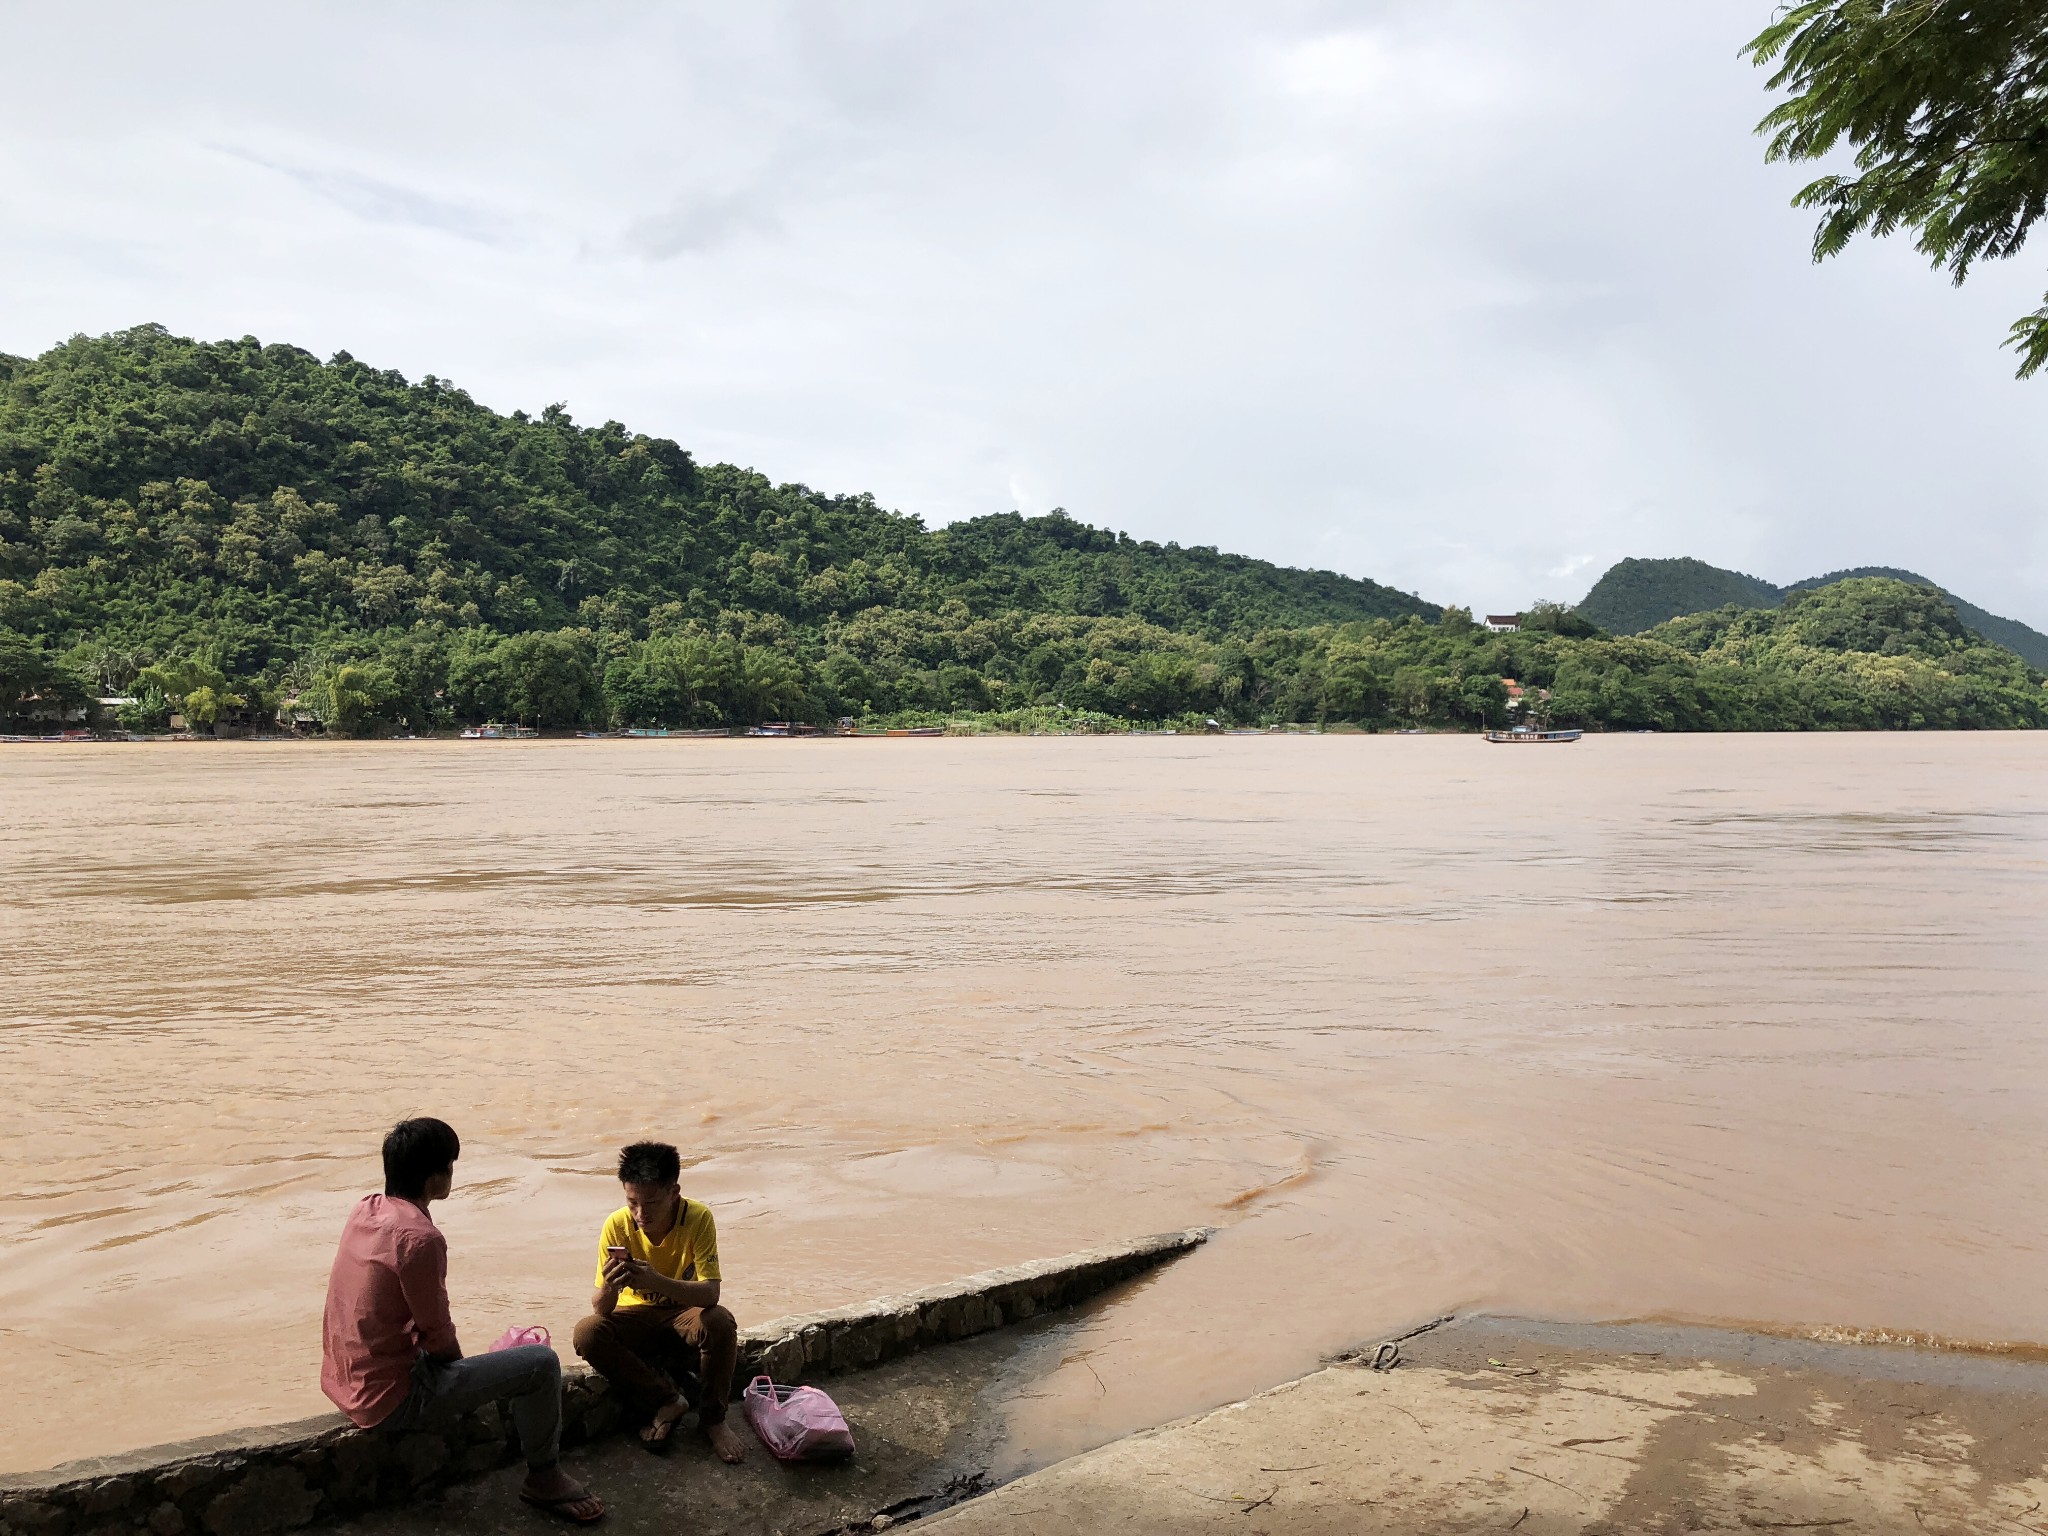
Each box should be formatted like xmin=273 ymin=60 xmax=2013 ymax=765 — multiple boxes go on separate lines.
xmin=596 ymin=1199 xmax=721 ymax=1308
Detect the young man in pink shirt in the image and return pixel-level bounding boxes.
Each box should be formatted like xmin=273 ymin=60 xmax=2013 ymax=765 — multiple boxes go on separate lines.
xmin=322 ymin=1118 xmax=605 ymax=1524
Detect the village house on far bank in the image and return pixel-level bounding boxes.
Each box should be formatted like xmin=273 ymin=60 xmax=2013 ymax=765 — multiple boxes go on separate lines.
xmin=1499 ymin=678 xmax=1551 ymax=716
xmin=1484 ymin=614 xmax=1521 ymax=633
xmin=13 ymin=692 xmax=89 ymax=725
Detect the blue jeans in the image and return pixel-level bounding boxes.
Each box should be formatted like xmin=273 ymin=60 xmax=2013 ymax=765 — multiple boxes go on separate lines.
xmin=381 ymin=1345 xmax=563 ymax=1470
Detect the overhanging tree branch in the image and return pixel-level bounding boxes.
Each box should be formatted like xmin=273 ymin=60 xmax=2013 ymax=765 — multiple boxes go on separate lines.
xmin=1744 ymin=0 xmax=2048 ymax=375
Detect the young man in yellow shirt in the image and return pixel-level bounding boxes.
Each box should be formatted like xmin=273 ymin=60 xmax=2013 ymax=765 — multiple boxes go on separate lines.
xmin=571 ymin=1141 xmax=745 ymax=1462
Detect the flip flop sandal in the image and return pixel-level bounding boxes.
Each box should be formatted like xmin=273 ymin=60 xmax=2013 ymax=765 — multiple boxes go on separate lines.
xmin=519 ymin=1489 xmax=606 ymax=1525
xmin=638 ymin=1410 xmax=685 ymax=1457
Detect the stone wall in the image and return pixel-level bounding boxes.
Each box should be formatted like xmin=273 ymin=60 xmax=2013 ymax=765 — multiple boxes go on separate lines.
xmin=0 ymin=1228 xmax=1209 ymax=1536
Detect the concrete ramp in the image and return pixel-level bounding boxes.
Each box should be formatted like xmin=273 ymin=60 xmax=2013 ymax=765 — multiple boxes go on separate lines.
xmin=921 ymin=1316 xmax=2048 ymax=1535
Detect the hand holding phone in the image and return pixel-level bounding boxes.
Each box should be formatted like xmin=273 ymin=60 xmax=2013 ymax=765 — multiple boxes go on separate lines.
xmin=602 ymin=1245 xmax=635 ymax=1292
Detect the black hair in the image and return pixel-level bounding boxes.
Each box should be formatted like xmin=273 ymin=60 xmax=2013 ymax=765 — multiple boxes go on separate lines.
xmin=617 ymin=1141 xmax=681 ymax=1187
xmin=383 ymin=1117 xmax=461 ymax=1200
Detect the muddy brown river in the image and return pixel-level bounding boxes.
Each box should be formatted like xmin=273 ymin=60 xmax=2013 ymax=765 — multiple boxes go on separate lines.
xmin=2 ymin=734 xmax=2044 ymax=1475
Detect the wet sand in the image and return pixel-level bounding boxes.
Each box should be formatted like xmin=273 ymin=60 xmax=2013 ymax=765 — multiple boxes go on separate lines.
xmin=2 ymin=734 xmax=2045 ymax=1474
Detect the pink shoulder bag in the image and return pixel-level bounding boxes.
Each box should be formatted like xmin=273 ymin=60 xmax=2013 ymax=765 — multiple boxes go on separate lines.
xmin=488 ymin=1324 xmax=552 ymax=1352
xmin=742 ymin=1375 xmax=855 ymax=1461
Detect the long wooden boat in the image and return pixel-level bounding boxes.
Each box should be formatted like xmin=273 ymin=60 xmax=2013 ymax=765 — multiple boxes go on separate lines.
xmin=1484 ymin=727 xmax=1582 ymax=744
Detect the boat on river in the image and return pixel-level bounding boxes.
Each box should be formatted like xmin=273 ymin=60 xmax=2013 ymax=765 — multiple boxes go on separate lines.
xmin=1484 ymin=727 xmax=1582 ymax=744
xmin=460 ymin=722 xmax=539 ymax=739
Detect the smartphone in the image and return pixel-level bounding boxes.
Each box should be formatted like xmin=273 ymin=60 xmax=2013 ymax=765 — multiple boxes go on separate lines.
xmin=606 ymin=1245 xmax=629 ymax=1259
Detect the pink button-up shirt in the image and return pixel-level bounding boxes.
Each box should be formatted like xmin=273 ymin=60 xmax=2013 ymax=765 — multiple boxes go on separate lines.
xmin=320 ymin=1194 xmax=461 ymax=1427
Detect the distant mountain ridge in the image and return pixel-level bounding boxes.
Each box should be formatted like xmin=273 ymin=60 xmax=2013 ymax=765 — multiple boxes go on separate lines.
xmin=1577 ymin=557 xmax=2048 ymax=669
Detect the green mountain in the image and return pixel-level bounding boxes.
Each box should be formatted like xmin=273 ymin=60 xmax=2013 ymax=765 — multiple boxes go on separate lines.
xmin=1576 ymin=557 xmax=1782 ymax=636
xmin=1644 ymin=578 xmax=2044 ymax=729
xmin=1578 ymin=556 xmax=2048 ymax=669
xmin=1 ymin=327 xmax=2041 ymax=734
xmin=0 ymin=326 xmax=1429 ymax=665
xmin=1786 ymin=568 xmax=2048 ymax=670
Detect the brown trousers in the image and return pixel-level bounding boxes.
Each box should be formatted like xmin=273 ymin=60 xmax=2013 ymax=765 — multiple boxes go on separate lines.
xmin=572 ymin=1304 xmax=738 ymax=1426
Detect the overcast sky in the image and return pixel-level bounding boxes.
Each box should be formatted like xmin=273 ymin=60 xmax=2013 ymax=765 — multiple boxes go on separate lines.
xmin=4 ymin=1 xmax=2045 ymax=626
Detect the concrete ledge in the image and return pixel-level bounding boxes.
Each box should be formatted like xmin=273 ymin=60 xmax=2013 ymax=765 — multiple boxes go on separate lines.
xmin=0 ymin=1228 xmax=1210 ymax=1536
xmin=737 ymin=1225 xmax=1213 ymax=1383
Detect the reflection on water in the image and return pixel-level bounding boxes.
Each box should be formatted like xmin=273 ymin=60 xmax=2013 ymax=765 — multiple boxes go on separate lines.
xmin=1 ymin=733 xmax=2045 ymax=1474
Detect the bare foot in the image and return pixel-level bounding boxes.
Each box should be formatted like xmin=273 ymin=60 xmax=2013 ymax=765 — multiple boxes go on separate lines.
xmin=521 ymin=1464 xmax=604 ymax=1524
xmin=704 ymin=1419 xmax=747 ymax=1464
xmin=641 ymin=1395 xmax=688 ymax=1448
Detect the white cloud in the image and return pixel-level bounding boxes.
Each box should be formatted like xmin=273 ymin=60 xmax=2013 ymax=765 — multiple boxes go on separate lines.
xmin=624 ymin=189 xmax=782 ymax=260
xmin=215 ymin=147 xmax=520 ymax=246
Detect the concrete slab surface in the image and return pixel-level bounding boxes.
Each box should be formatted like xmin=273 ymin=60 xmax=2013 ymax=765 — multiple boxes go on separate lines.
xmin=921 ymin=1316 xmax=2048 ymax=1535
xmin=327 ymin=1314 xmax=1061 ymax=1536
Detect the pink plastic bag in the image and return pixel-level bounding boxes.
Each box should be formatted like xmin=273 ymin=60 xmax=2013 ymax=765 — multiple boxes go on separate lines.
xmin=742 ymin=1375 xmax=855 ymax=1461
xmin=488 ymin=1324 xmax=551 ymax=1353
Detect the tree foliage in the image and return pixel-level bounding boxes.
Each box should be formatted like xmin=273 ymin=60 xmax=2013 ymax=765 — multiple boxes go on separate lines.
xmin=1578 ymin=557 xmax=1785 ymax=636
xmin=1746 ymin=0 xmax=2048 ymax=375
xmin=0 ymin=326 xmax=1429 ymax=671
xmin=1647 ymin=577 xmax=2044 ymax=728
xmin=0 ymin=627 xmax=83 ymax=717
xmin=1572 ymin=553 xmax=2048 ymax=667
xmin=1786 ymin=565 xmax=2048 ymax=666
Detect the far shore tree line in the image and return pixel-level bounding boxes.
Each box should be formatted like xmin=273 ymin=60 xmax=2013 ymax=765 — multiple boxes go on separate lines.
xmin=5 ymin=578 xmax=2043 ymax=736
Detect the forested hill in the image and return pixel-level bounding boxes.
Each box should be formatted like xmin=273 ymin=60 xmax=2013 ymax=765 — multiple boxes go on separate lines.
xmin=1786 ymin=568 xmax=2048 ymax=670
xmin=1576 ymin=558 xmax=1782 ymax=636
xmin=1577 ymin=556 xmax=2048 ymax=669
xmin=1 ymin=328 xmax=2042 ymax=735
xmin=0 ymin=326 xmax=1429 ymax=674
